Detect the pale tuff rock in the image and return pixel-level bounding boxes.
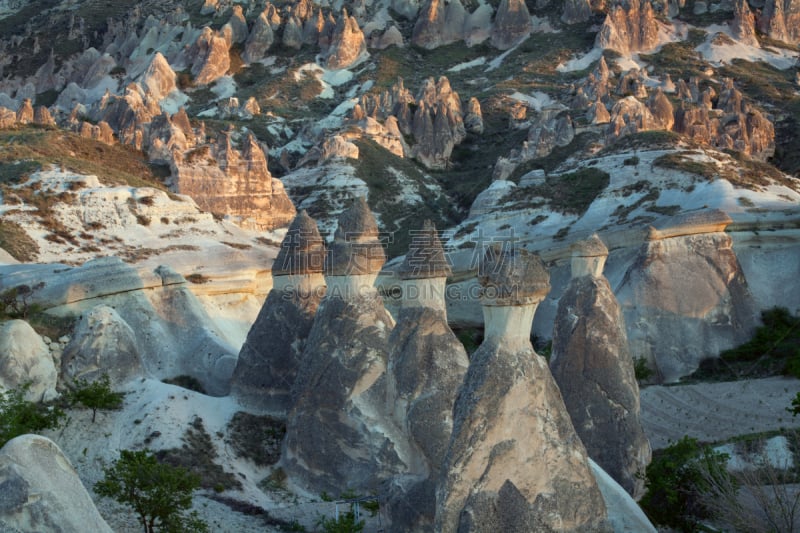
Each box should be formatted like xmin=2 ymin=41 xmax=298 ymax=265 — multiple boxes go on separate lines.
xmin=139 ymin=52 xmax=176 ymax=102
xmin=551 ymin=236 xmax=651 ymax=499
xmin=464 ymin=97 xmax=484 ymax=134
xmin=231 ymin=211 xmax=326 ymax=413
xmin=617 ymin=68 xmax=649 ymax=99
xmin=579 ymin=57 xmax=612 ymax=104
xmin=78 ymin=120 xmax=116 ymax=145
xmin=15 ymin=98 xmax=33 ymax=124
xmin=589 ymin=99 xmax=612 ymax=124
xmin=731 ymin=0 xmax=759 ymax=46
xmin=97 ymin=83 xmax=160 ymax=148
xmin=0 ymin=435 xmax=113 ymax=533
xmin=61 ymin=305 xmax=144 ymax=387
xmin=758 ymin=0 xmax=800 ymax=43
xmin=33 ymin=105 xmax=55 ymax=127
xmin=0 ymin=107 xmax=15 ymax=128
xmin=410 ymin=77 xmax=467 ymax=169
xmin=371 ymin=25 xmax=405 ymax=49
xmin=647 ymin=88 xmax=675 ymax=130
xmin=563 ymin=0 xmax=593 ymax=23
xmin=523 ymin=110 xmax=575 ymax=159
xmin=283 ymin=200 xmax=407 ymax=494
xmin=384 ymin=221 xmax=468 ymax=532
xmin=596 ymin=0 xmax=659 ymax=54
xmin=243 ymin=12 xmax=275 ymax=63
xmin=412 ymin=0 xmax=446 ymax=49
xmin=616 ymin=210 xmax=758 ymax=382
xmin=320 ymin=134 xmax=359 ymax=162
xmin=191 ymin=27 xmax=231 ymax=85
xmin=147 ymin=111 xmax=194 ymax=164
xmin=435 ymin=247 xmax=609 ymax=532
xmin=264 ymin=3 xmax=282 ymax=30
xmin=443 ymin=0 xmax=467 ymax=43
xmin=0 ymin=320 xmax=57 ymax=402
xmin=326 ymin=9 xmax=367 ymax=70
xmin=171 ymin=132 xmax=296 ymax=230
xmin=326 ymin=197 xmax=386 ymax=276
xmin=491 ymin=0 xmax=532 ymax=50
xmin=607 ymin=96 xmax=661 ymax=141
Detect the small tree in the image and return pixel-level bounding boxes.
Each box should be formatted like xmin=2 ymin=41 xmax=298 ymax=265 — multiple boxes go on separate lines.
xmin=0 ymin=383 xmax=65 ymax=447
xmin=95 ymin=449 xmax=208 ymax=533
xmin=69 ymin=374 xmax=125 ymax=422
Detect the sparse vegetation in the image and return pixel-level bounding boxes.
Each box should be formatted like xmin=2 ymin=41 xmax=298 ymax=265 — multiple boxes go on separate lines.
xmin=162 ymin=375 xmax=206 ymax=393
xmin=0 ymin=384 xmax=66 ymax=447
xmin=68 ymin=374 xmax=125 ymax=423
xmin=95 ymin=449 xmax=209 ymax=533
xmin=634 ymin=356 xmax=654 ymax=383
xmin=226 ymin=411 xmax=285 ymax=466
xmin=504 ymin=167 xmax=610 ymax=216
xmin=654 ymin=152 xmax=719 ymax=180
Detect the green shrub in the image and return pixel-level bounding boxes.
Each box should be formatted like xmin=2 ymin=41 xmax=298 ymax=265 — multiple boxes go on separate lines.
xmin=68 ymin=374 xmax=125 ymax=422
xmin=0 ymin=384 xmax=66 ymax=447
xmin=95 ymin=449 xmax=208 ymax=533
xmin=634 ymin=356 xmax=654 ymax=382
xmin=639 ymin=436 xmax=732 ymax=530
xmin=317 ymin=508 xmax=364 ymax=533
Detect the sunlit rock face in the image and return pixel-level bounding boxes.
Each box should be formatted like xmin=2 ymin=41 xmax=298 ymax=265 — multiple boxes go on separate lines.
xmin=616 ymin=210 xmax=758 ymax=382
xmin=230 ymin=210 xmax=326 ymax=415
xmin=283 ymin=198 xmax=411 ymax=494
xmin=551 ymin=234 xmax=652 ymax=499
xmin=435 ymin=246 xmax=609 ymax=533
xmin=596 ymin=0 xmax=659 ymax=54
xmin=384 ymin=221 xmax=469 ymax=533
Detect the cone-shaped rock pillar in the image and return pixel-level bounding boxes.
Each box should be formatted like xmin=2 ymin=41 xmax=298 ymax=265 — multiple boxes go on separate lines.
xmin=230 ymin=210 xmax=326 ymax=414
xmin=282 ymin=198 xmax=411 ymax=494
xmin=551 ymin=234 xmax=652 ymax=499
xmin=435 ymin=245 xmax=609 ymax=532
xmin=384 ymin=220 xmax=469 ymax=532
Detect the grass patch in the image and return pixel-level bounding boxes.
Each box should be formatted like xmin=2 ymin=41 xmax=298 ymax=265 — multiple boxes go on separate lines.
xmin=639 ymin=28 xmax=709 ymax=81
xmin=226 ymin=411 xmax=285 ymax=467
xmin=503 ymin=167 xmax=610 ymax=216
xmin=599 ymin=130 xmax=684 ymax=155
xmin=0 ymin=219 xmax=38 ymax=262
xmin=162 ymin=375 xmax=207 ymax=394
xmin=653 ymin=152 xmax=719 ymax=180
xmin=508 ymin=132 xmax=602 ymax=181
xmin=686 ymin=307 xmax=800 ymax=382
xmin=156 ymin=417 xmax=242 ymax=491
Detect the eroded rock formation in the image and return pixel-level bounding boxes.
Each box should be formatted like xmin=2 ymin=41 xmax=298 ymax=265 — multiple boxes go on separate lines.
xmin=435 ymin=246 xmax=609 ymax=532
xmin=731 ymin=0 xmax=759 ymax=46
xmin=0 ymin=320 xmax=57 ymax=402
xmin=283 ymin=198 xmax=409 ymax=493
xmin=550 ymin=235 xmax=651 ymax=499
xmin=231 ymin=211 xmax=326 ymax=414
xmin=491 ymin=0 xmax=532 ymax=50
xmin=597 ymin=0 xmax=659 ymax=54
xmin=385 ymin=221 xmax=469 ymax=532
xmin=325 ymin=9 xmax=367 ymax=69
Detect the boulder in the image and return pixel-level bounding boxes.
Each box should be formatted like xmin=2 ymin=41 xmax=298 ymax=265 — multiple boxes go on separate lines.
xmin=60 ymin=305 xmax=144 ymax=387
xmin=616 ymin=210 xmax=758 ymax=382
xmin=282 ymin=15 xmax=304 ymax=50
xmin=550 ymin=235 xmax=651 ymax=499
xmin=226 ymin=5 xmax=249 ymax=44
xmin=435 ymin=247 xmax=609 ymax=532
xmin=0 ymin=435 xmax=113 ymax=533
xmin=410 ymin=77 xmax=466 ymax=169
xmin=0 ymin=320 xmax=57 ymax=402
xmin=231 ymin=211 xmax=326 ymax=414
xmin=384 ymin=221 xmax=469 ymax=532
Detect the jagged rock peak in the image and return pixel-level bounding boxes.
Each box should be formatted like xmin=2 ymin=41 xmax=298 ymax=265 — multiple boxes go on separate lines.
xmin=478 ymin=245 xmax=550 ymax=305
xmin=397 ymin=220 xmax=451 ymax=280
xmin=243 ymin=11 xmax=275 ymax=63
xmin=596 ymin=0 xmax=659 ymax=54
xmin=731 ymin=0 xmax=759 ymax=46
xmin=226 ymin=5 xmax=249 ymax=44
xmin=562 ymin=0 xmax=593 ymax=23
xmin=464 ymin=97 xmax=484 ymax=134
xmin=326 ymin=197 xmax=386 ymax=276
xmin=412 ymin=0 xmax=446 ymax=49
xmin=491 ymin=0 xmax=532 ymax=50
xmin=273 ymin=210 xmax=326 ymax=276
xmin=140 ymin=52 xmax=176 ymax=101
xmin=326 ymin=9 xmax=367 ymax=69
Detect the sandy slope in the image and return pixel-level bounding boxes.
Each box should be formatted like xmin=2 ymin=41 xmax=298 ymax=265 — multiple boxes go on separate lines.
xmin=640 ymin=376 xmax=800 ymax=450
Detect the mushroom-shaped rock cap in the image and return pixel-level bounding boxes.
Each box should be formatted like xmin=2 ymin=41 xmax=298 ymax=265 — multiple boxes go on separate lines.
xmin=478 ymin=245 xmax=550 ymax=305
xmin=571 ymin=233 xmax=608 ymax=258
xmin=325 ymin=197 xmax=386 ymax=275
xmin=397 ymin=219 xmax=451 ymax=280
xmin=648 ymin=208 xmax=733 ymax=240
xmin=273 ymin=210 xmax=326 ymax=276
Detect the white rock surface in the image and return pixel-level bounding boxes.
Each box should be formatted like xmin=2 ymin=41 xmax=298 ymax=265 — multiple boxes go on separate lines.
xmin=0 ymin=320 xmax=57 ymax=401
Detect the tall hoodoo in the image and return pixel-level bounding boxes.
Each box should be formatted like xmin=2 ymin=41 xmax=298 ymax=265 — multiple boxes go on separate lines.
xmin=282 ymin=198 xmax=410 ymax=494
xmin=230 ymin=210 xmax=326 ymax=414
xmin=435 ymin=246 xmax=609 ymax=532
xmin=384 ymin=220 xmax=469 ymax=532
xmin=550 ymin=234 xmax=652 ymax=499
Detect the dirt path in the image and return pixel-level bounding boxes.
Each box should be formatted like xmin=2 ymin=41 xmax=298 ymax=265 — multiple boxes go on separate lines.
xmin=640 ymin=376 xmax=800 ymax=450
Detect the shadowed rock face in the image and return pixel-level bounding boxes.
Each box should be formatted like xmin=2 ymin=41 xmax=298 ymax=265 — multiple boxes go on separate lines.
xmin=436 ymin=248 xmax=609 ymax=533
xmin=231 ymin=211 xmax=326 ymax=414
xmin=325 ymin=197 xmax=386 ymax=276
xmin=617 ymin=210 xmax=758 ymax=382
xmin=491 ymin=0 xmax=532 ymax=50
xmin=596 ymin=0 xmax=659 ymax=54
xmin=551 ymin=264 xmax=651 ymax=498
